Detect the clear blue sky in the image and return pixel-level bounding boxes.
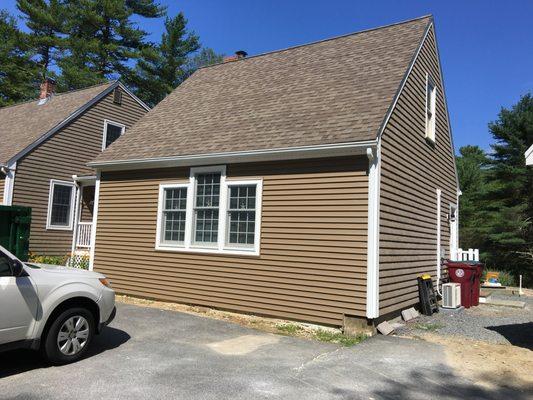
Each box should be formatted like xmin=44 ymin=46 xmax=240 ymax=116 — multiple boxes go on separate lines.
xmin=4 ymin=0 xmax=533 ymax=153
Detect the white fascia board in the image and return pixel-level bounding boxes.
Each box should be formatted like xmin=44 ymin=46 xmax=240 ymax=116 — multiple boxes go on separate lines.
xmin=88 ymin=140 xmax=377 ymax=172
xmin=366 ymin=145 xmax=381 ymax=319
xmin=7 ymin=82 xmax=120 ymax=166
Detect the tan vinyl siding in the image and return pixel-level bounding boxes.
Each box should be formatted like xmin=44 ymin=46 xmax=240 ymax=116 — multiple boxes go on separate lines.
xmin=378 ymin=26 xmax=458 ymax=315
xmin=93 ymin=156 xmax=368 ymax=326
xmin=12 ymin=91 xmax=147 ymax=255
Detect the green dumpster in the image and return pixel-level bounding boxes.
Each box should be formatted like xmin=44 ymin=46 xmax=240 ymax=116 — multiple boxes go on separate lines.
xmin=0 ymin=205 xmax=31 ymax=261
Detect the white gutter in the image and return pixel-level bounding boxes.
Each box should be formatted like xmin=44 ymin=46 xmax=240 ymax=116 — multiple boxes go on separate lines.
xmin=88 ymin=140 xmax=378 ymax=171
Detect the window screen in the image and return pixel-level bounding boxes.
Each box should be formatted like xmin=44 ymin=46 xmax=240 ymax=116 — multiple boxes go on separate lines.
xmin=193 ymin=173 xmax=220 ymax=244
xmin=105 ymin=123 xmax=123 ymax=148
xmin=162 ymin=187 xmax=187 ymax=244
xmin=50 ymin=184 xmax=73 ymax=226
xmin=227 ymin=185 xmax=256 ymax=246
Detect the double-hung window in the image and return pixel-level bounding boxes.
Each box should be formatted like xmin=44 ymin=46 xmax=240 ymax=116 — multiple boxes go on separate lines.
xmin=425 ymin=74 xmax=437 ymax=143
xmin=102 ymin=120 xmax=126 ymax=150
xmin=155 ymin=166 xmax=262 ymax=255
xmin=46 ymin=180 xmax=76 ymax=230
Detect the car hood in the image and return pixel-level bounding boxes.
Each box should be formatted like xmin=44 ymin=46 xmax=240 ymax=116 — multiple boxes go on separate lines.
xmin=26 ymin=263 xmax=105 ymax=279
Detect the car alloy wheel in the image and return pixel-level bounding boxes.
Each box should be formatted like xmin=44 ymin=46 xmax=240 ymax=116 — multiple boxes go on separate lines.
xmin=56 ymin=315 xmax=90 ymax=356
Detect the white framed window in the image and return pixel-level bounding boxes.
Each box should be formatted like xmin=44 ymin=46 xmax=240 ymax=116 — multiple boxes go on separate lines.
xmin=425 ymin=74 xmax=437 ymax=143
xmin=46 ymin=179 xmax=76 ymax=230
xmin=102 ymin=119 xmax=126 ymax=150
xmin=155 ymin=165 xmax=262 ymax=256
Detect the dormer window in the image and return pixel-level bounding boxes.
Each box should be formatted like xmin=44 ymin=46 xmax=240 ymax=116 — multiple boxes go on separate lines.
xmin=102 ymin=119 xmax=126 ymax=150
xmin=425 ymin=74 xmax=436 ymax=143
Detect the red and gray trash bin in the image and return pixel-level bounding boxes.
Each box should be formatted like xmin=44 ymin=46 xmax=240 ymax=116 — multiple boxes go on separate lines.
xmin=445 ymin=261 xmax=484 ymax=308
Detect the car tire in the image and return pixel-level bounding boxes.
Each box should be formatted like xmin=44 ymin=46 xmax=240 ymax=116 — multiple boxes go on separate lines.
xmin=42 ymin=307 xmax=95 ymax=365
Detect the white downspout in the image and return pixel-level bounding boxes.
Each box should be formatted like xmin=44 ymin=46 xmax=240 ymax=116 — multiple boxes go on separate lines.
xmin=436 ymin=188 xmax=442 ymax=295
xmin=366 ymin=146 xmax=380 ymax=319
xmin=70 ymin=176 xmax=82 ymax=263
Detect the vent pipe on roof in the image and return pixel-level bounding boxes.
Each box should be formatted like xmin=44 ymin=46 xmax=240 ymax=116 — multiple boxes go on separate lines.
xmin=223 ymin=50 xmax=248 ymax=63
xmin=39 ymin=78 xmax=56 ymax=103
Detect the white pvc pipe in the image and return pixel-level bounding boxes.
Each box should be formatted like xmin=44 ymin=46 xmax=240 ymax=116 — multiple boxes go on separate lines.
xmin=436 ymin=188 xmax=442 ymax=295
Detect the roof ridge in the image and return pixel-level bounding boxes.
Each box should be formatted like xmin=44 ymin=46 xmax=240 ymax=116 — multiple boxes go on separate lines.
xmin=198 ymin=14 xmax=433 ymax=70
xmin=0 ymin=80 xmax=115 ymax=110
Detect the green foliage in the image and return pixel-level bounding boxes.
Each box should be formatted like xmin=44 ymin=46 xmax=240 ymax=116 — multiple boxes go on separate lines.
xmin=17 ymin=0 xmax=68 ymax=80
xmin=0 ymin=10 xmax=39 ymax=106
xmin=28 ymin=252 xmax=68 ymax=266
xmin=457 ymin=94 xmax=533 ymax=286
xmin=131 ymin=12 xmax=200 ymax=106
xmin=313 ymin=329 xmax=367 ymax=347
xmin=1 ymin=2 xmax=220 ymax=103
xmin=186 ymin=48 xmax=224 ymax=71
xmin=276 ymin=323 xmax=303 ymax=334
xmin=413 ymin=322 xmax=443 ymax=332
xmin=57 ymin=0 xmax=166 ymax=90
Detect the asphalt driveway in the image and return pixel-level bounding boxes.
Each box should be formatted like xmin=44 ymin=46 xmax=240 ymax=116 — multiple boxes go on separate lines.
xmin=0 ymin=303 xmax=526 ymax=400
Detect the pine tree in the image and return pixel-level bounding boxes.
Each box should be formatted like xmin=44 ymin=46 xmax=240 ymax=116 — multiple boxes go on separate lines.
xmin=17 ymin=0 xmax=67 ymax=80
xmin=132 ymin=12 xmax=200 ymax=106
xmin=59 ymin=0 xmax=165 ymax=89
xmin=0 ymin=10 xmax=39 ymax=106
xmin=186 ymin=48 xmax=224 ymax=71
xmin=456 ymin=146 xmax=491 ymax=257
xmin=486 ymin=94 xmax=533 ymax=284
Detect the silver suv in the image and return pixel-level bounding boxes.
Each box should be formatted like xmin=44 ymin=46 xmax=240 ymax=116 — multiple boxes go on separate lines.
xmin=0 ymin=245 xmax=116 ymax=364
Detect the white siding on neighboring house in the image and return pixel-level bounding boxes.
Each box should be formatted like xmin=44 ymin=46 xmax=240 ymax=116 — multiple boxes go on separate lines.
xmin=526 ymin=144 xmax=533 ymax=166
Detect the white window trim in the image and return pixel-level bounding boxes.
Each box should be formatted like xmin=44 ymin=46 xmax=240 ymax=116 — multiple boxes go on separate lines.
xmin=46 ymin=179 xmax=76 ymax=231
xmin=425 ymin=73 xmax=437 ymax=143
xmin=102 ymin=119 xmax=126 ymax=151
xmin=155 ymin=165 xmax=262 ymax=256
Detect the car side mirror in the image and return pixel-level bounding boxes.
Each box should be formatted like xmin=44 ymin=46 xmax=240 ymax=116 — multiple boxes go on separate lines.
xmin=11 ymin=260 xmax=25 ymax=277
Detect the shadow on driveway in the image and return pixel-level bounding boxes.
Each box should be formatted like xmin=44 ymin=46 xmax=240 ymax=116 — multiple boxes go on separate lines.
xmin=0 ymin=327 xmax=130 ymax=379
xmin=486 ymin=322 xmax=533 ymax=350
xmin=371 ymin=366 xmax=533 ymax=400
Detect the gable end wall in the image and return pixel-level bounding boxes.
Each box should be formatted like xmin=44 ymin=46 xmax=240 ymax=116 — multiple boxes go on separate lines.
xmin=12 ymin=90 xmax=147 ymax=256
xmin=378 ymin=25 xmax=458 ymax=315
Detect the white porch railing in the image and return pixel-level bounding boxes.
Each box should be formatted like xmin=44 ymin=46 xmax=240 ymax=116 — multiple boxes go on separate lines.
xmin=455 ymin=248 xmax=479 ymax=262
xmin=76 ymin=222 xmax=93 ymax=248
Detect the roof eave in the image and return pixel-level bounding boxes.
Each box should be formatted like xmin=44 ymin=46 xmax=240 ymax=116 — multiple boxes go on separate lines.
xmin=88 ymin=140 xmax=378 ymax=172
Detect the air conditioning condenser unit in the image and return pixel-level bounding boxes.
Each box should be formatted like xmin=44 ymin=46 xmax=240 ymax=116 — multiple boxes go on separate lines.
xmin=442 ymin=283 xmax=461 ymax=308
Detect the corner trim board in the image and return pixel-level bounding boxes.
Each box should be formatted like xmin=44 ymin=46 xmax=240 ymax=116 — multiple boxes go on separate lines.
xmin=3 ymin=162 xmax=16 ymax=206
xmin=89 ymin=171 xmax=101 ymax=271
xmin=366 ymin=145 xmax=381 ymax=319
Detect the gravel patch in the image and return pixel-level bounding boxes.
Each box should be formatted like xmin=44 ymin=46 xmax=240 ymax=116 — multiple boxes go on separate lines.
xmin=396 ymin=292 xmax=533 ymax=347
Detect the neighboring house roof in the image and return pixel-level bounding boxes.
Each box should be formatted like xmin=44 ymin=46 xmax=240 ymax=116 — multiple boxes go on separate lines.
xmin=526 ymin=144 xmax=533 ymax=166
xmin=0 ymin=81 xmax=148 ymax=166
xmin=91 ymin=15 xmax=432 ymax=167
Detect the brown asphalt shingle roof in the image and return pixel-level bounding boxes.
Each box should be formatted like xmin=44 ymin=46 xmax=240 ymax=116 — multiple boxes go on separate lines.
xmin=0 ymin=82 xmax=114 ymax=165
xmin=93 ymin=16 xmax=431 ymax=164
